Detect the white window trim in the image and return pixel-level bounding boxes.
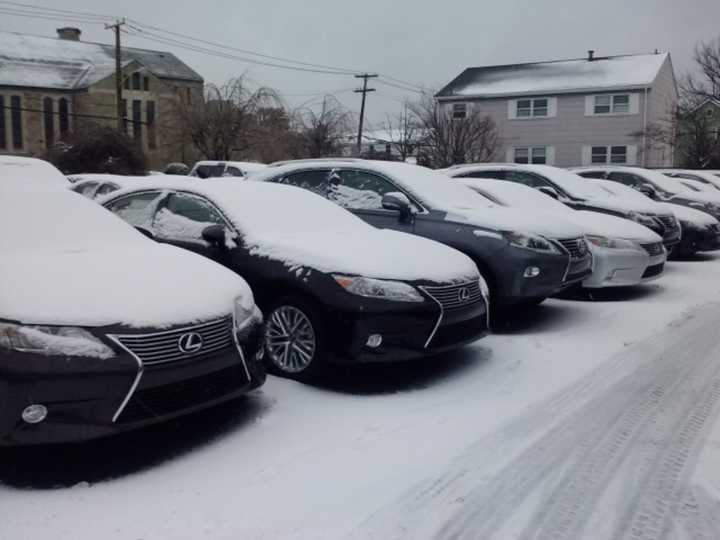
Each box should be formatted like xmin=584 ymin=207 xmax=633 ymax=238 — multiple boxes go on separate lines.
xmin=508 ymin=97 xmax=557 ymax=120
xmin=509 ymin=145 xmax=555 ymax=165
xmin=581 ymin=144 xmax=637 ymax=165
xmin=451 ymin=102 xmax=469 ymax=119
xmin=585 ymin=93 xmax=640 ymax=116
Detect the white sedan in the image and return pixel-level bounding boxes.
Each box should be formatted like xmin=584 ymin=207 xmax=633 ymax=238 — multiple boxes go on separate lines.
xmin=458 ymin=179 xmax=666 ymax=288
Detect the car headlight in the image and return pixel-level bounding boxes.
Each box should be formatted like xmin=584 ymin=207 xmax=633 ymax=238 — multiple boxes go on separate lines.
xmin=234 ymin=295 xmax=262 ymax=332
xmin=586 ymin=235 xmax=639 ymax=250
xmin=333 ymin=275 xmax=424 ymax=302
xmin=0 ymin=323 xmax=116 ymax=358
xmin=627 ymin=211 xmax=657 ymax=228
xmin=502 ymin=231 xmax=561 ymax=254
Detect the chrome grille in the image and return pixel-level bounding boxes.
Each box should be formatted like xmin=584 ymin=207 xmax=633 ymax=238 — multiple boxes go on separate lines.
xmin=113 ymin=316 xmax=234 ymax=366
xmin=422 ymin=281 xmax=484 ymax=311
xmin=557 ymin=237 xmax=588 ymax=259
xmin=641 ymin=242 xmax=664 ymax=257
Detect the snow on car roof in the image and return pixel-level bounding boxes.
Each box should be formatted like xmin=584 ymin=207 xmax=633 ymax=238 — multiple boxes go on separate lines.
xmin=0 ymin=156 xmax=68 ymax=186
xmin=101 ymin=178 xmax=480 ymax=283
xmin=437 ymin=52 xmax=669 ymax=98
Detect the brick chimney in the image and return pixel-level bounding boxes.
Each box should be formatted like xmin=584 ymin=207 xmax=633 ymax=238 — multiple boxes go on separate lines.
xmin=588 ymin=50 xmax=595 ymax=61
xmin=57 ymin=27 xmax=81 ymax=41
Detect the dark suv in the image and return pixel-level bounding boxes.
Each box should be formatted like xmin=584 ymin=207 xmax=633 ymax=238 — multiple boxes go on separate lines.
xmin=101 ymin=179 xmax=489 ymax=379
xmin=253 ymin=160 xmax=593 ymax=309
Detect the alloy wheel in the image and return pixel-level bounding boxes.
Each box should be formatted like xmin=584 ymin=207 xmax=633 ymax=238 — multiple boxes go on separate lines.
xmin=265 ymin=305 xmax=317 ymax=373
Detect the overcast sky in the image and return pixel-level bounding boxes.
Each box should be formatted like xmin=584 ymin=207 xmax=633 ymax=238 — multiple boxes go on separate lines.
xmin=3 ymin=0 xmax=720 ymax=128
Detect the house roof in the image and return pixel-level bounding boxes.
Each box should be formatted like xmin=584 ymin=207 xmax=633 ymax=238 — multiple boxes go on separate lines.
xmin=436 ymin=52 xmax=670 ymax=99
xmin=0 ymin=30 xmax=203 ymax=90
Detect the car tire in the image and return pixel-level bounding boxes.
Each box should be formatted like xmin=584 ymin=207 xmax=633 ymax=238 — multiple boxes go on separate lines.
xmin=263 ymin=296 xmax=326 ymax=380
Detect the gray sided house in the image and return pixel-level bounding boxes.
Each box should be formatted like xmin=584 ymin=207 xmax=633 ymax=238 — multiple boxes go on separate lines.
xmin=0 ymin=28 xmax=204 ymax=168
xmin=437 ymin=51 xmax=678 ymax=168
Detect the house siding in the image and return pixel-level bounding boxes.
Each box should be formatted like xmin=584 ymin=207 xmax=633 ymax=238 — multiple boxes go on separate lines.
xmin=644 ymin=56 xmax=679 ymax=167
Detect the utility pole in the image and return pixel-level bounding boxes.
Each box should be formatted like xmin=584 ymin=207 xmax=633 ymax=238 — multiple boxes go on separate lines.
xmin=354 ymin=73 xmax=377 ymax=155
xmin=105 ymin=19 xmax=126 ymax=131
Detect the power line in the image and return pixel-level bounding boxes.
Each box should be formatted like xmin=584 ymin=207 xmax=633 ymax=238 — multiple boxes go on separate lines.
xmin=0 ymin=0 xmax=116 ymax=20
xmin=0 ymin=7 xmax=109 ymax=25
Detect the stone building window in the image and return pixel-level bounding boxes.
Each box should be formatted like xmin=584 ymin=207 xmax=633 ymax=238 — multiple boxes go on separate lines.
xmin=43 ymin=97 xmax=54 ymax=148
xmin=0 ymin=95 xmax=5 ymax=149
xmin=132 ymin=99 xmax=142 ymax=143
xmin=143 ymin=76 xmax=150 ymax=92
xmin=10 ymin=95 xmax=22 ymax=149
xmin=146 ymin=100 xmax=157 ymax=150
xmin=132 ymin=73 xmax=141 ymax=91
xmin=59 ymin=98 xmax=70 ymax=138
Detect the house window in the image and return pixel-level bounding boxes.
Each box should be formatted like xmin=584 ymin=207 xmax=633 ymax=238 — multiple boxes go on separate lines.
xmin=10 ymin=95 xmax=22 ymax=149
xmin=58 ymin=98 xmax=69 ymax=137
xmin=452 ymin=102 xmax=467 ymax=119
xmin=43 ymin=97 xmax=54 ymax=148
xmin=123 ymin=76 xmax=130 ymax=90
xmin=514 ymin=146 xmax=547 ymax=164
xmin=591 ymin=145 xmax=629 ymax=164
xmin=146 ymin=100 xmax=157 ymax=150
xmin=594 ymin=94 xmax=631 ymax=114
xmin=516 ymin=98 xmax=548 ymax=118
xmin=0 ymin=95 xmax=5 ymax=149
xmin=132 ymin=99 xmax=142 ymax=143
xmin=185 ymin=87 xmax=192 ymax=105
xmin=121 ymin=99 xmax=128 ymax=134
xmin=132 ymin=72 xmax=141 ymax=91
xmin=143 ymin=77 xmax=150 ymax=92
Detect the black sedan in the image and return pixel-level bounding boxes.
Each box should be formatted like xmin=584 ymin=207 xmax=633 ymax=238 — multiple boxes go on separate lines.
xmin=100 ymin=180 xmax=489 ymax=379
xmin=0 ymin=182 xmax=265 ymax=446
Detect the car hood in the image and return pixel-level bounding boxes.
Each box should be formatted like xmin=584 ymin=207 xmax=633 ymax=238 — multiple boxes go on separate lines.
xmin=0 ymin=244 xmax=253 ymax=328
xmin=572 ymin=211 xmax=661 ymax=242
xmin=448 ymin=205 xmax=586 ymax=239
xmin=581 ymin=195 xmax=663 ymax=215
xmin=660 ymin=203 xmax=719 ymax=226
xmin=249 ymin=229 xmax=480 ymax=284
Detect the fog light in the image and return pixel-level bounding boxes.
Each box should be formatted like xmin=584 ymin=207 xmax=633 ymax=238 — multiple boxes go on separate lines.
xmin=22 ymin=404 xmax=47 ymax=424
xmin=523 ymin=266 xmax=541 ymax=278
xmin=366 ymin=334 xmax=383 ymax=348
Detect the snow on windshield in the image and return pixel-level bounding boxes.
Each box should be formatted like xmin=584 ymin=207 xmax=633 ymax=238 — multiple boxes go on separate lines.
xmin=460 ymin=179 xmax=574 ymax=215
xmin=0 ymin=183 xmax=143 ymax=253
xmin=635 ymin=169 xmax=696 ymax=195
xmin=372 ymin=162 xmax=496 ymax=210
xmin=527 ymin=165 xmax=616 ymax=200
xmin=589 ymin=179 xmax=652 ymax=203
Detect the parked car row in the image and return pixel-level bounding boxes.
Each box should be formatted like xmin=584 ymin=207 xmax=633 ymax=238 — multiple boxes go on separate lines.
xmin=2 ymin=156 xmax=719 ymax=447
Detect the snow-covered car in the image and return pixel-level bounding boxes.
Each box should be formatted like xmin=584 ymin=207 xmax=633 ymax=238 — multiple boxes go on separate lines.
xmin=0 ymin=156 xmax=68 ymax=187
xmin=458 ymin=179 xmax=666 ymax=288
xmin=659 ymin=169 xmax=720 ymax=191
xmin=100 ymin=179 xmax=489 ymax=379
xmin=0 ymin=182 xmax=265 ymax=446
xmin=189 ymin=160 xmax=267 ymax=179
xmin=68 ymin=174 xmax=149 ymax=199
xmin=590 ymin=178 xmax=720 ymax=257
xmin=441 ymin=163 xmax=682 ymax=251
xmin=572 ymin=166 xmax=720 ymax=221
xmin=253 ymin=159 xmax=593 ymax=309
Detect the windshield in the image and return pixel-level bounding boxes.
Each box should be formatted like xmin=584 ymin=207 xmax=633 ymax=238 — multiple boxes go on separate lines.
xmin=590 ymin=180 xmax=655 ymax=203
xmin=462 ymin=179 xmax=574 ymax=215
xmin=534 ymin=166 xmax=618 ymax=200
xmin=637 ymin=169 xmax=697 ymax=195
xmin=0 ymin=185 xmax=143 ymax=253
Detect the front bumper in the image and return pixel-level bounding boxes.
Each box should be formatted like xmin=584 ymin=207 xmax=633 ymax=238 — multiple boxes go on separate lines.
xmin=0 ymin=320 xmax=265 ymax=447
xmin=582 ymin=246 xmax=665 ymax=288
xmin=675 ymin=226 xmax=720 ymax=255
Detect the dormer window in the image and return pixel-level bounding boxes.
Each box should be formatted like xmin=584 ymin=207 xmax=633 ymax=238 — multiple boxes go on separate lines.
xmin=132 ymin=72 xmax=141 ymax=91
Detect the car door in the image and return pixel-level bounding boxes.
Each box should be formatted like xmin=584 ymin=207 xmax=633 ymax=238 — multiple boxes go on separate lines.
xmin=151 ymin=191 xmax=235 ymax=265
xmin=328 ymin=168 xmax=418 ymax=233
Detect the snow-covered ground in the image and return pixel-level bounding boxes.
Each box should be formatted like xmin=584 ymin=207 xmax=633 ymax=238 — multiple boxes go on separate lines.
xmin=3 ymin=255 xmax=720 ymax=540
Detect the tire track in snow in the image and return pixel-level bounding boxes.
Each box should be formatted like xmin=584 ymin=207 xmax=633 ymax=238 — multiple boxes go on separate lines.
xmin=348 ymin=303 xmax=720 ymax=540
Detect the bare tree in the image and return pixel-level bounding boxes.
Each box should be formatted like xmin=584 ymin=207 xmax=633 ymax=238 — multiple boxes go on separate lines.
xmin=177 ymin=77 xmax=282 ymax=161
xmin=383 ymin=103 xmax=421 ymax=161
xmin=290 ymin=96 xmax=352 ymax=158
xmin=410 ymin=92 xmax=500 ymax=168
xmin=685 ymin=38 xmax=720 ymax=101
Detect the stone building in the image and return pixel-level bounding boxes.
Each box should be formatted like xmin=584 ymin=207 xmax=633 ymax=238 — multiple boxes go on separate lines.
xmin=0 ymin=27 xmax=204 ymax=168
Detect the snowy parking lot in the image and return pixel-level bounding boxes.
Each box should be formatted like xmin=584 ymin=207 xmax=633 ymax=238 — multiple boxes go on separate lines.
xmin=3 ymin=255 xmax=720 ymax=540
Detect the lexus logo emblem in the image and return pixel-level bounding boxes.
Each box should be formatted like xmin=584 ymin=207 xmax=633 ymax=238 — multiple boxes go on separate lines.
xmin=458 ymin=287 xmax=471 ymax=302
xmin=577 ymin=240 xmax=587 ymax=256
xmin=178 ymin=332 xmax=203 ymax=354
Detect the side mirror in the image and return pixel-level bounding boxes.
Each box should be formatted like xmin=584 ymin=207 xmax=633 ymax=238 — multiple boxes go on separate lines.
xmin=537 ymin=186 xmax=560 ymax=199
xmin=202 ymin=224 xmax=226 ymax=245
xmin=382 ymin=192 xmax=416 ymax=222
xmin=135 ymin=226 xmax=154 ymax=239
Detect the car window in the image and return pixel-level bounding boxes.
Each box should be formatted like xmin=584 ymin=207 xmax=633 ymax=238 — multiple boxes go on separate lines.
xmin=329 ymin=169 xmax=400 ymax=210
xmin=95 ymin=182 xmax=119 ymax=197
xmin=458 ymin=170 xmax=506 ymax=179
xmin=576 ymin=171 xmax=606 ymax=179
xmin=224 ymin=166 xmax=244 ymax=177
xmin=675 ymin=173 xmax=710 ymax=185
xmin=153 ymin=192 xmax=228 ymax=241
xmin=105 ymin=191 xmax=164 ymax=228
xmin=505 ymin=171 xmax=554 ymax=189
xmin=278 ymin=170 xmax=331 ymax=195
xmin=608 ymin=171 xmax=643 ymax=188
xmin=74 ymin=181 xmax=98 ymax=197
xmin=194 ymin=164 xmax=226 ymax=179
